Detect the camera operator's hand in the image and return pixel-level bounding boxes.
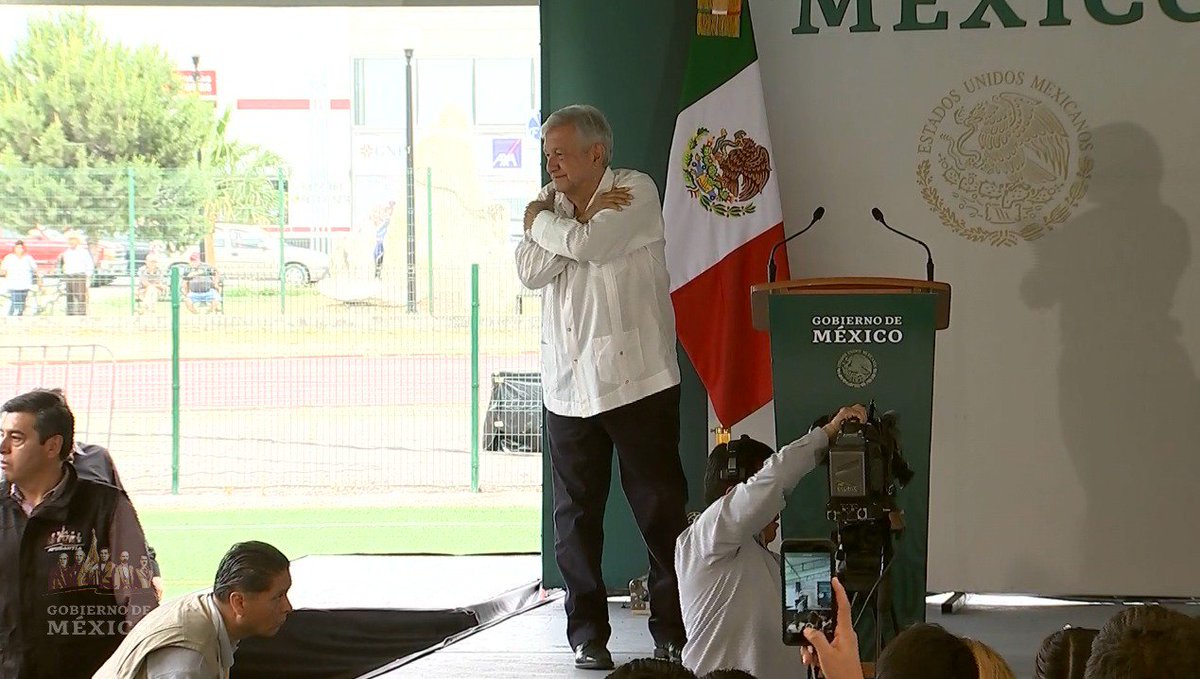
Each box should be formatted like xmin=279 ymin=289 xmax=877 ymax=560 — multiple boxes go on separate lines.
xmin=800 ymin=578 xmax=862 ymax=679
xmin=821 ymin=405 xmax=868 ymax=442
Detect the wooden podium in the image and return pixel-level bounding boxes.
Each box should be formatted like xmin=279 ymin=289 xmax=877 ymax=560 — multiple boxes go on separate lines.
xmin=751 ymin=277 xmax=951 ymax=332
xmin=751 ymin=277 xmax=950 ymax=660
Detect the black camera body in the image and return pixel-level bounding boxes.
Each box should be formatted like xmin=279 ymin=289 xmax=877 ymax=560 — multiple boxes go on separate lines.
xmin=815 ymin=405 xmax=914 ymax=594
xmin=825 ymin=410 xmax=912 ymax=527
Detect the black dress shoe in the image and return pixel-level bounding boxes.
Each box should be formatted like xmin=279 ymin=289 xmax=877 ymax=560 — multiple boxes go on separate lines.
xmin=574 ymin=639 xmax=614 ymax=670
xmin=653 ymin=641 xmax=683 ymax=664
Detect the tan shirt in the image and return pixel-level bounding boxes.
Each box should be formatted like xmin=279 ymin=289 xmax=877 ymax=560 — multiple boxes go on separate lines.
xmin=141 ymin=595 xmax=235 ymax=679
xmin=92 ymin=593 xmax=226 ymax=679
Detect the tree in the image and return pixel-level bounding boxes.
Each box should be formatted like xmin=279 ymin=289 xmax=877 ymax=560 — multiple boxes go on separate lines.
xmin=0 ymin=12 xmax=285 ymax=246
xmin=201 ymin=107 xmax=288 ymax=226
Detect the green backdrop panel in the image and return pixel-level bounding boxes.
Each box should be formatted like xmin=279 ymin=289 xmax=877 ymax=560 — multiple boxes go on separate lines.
xmin=539 ymin=0 xmax=706 ymax=593
xmin=769 ymin=292 xmax=937 ymax=649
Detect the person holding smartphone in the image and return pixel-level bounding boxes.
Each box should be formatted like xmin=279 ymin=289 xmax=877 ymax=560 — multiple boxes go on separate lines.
xmin=675 ymin=404 xmax=867 ymax=678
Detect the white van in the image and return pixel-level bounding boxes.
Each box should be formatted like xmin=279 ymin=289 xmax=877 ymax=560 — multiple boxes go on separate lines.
xmin=211 ymin=224 xmax=330 ymax=284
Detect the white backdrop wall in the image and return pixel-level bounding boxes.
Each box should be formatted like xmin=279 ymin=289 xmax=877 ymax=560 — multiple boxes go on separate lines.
xmin=749 ymin=0 xmax=1200 ymax=596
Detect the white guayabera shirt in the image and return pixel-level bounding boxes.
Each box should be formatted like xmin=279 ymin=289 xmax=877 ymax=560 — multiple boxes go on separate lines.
xmin=515 ymin=167 xmax=680 ymax=417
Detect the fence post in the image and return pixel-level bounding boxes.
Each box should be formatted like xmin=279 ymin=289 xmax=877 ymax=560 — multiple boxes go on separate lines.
xmin=426 ymin=167 xmax=433 ymax=315
xmin=470 ymin=263 xmax=480 ymax=493
xmin=170 ymin=266 xmax=181 ymax=495
xmin=277 ymin=166 xmax=286 ymax=315
xmin=126 ymin=168 xmax=136 ymax=316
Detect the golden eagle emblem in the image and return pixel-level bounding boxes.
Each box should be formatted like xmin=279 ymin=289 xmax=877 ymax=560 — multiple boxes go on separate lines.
xmin=916 ymin=71 xmax=1092 ymax=247
xmin=682 ymin=127 xmax=772 ymax=218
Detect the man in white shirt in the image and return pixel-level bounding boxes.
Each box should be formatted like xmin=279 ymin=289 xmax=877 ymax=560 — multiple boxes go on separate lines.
xmin=2 ymin=240 xmax=39 ymax=316
xmin=59 ymin=231 xmax=94 ymax=316
xmin=675 ymin=404 xmax=867 ymax=679
xmin=515 ymin=104 xmax=688 ymax=670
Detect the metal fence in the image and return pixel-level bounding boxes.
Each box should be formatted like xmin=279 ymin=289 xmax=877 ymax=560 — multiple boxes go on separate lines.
xmin=0 ymin=344 xmax=115 ymax=448
xmin=0 ymin=167 xmax=543 ymax=495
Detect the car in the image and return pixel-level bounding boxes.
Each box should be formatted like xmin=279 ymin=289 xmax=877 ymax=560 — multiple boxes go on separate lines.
xmin=210 ymin=224 xmax=330 ymax=285
xmin=0 ymin=227 xmax=118 ymax=284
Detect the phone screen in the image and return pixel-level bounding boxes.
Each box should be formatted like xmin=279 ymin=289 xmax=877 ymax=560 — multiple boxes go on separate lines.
xmin=782 ymin=547 xmax=834 ymax=645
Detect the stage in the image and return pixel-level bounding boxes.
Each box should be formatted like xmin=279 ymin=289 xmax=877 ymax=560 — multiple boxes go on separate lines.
xmin=230 ymin=553 xmax=1197 ymax=679
xmin=374 ymin=590 xmax=1197 ymax=679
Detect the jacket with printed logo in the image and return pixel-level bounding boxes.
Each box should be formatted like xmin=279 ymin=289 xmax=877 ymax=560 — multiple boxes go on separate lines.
xmin=0 ymin=464 xmax=155 ymax=679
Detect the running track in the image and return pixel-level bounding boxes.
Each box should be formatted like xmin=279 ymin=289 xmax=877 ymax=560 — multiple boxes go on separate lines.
xmin=0 ymin=354 xmax=539 ymax=412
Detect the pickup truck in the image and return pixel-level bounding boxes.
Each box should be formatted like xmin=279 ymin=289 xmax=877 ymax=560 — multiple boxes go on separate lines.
xmin=0 ymin=228 xmax=119 ymax=285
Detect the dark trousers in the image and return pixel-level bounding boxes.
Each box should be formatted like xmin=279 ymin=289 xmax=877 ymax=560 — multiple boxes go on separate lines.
xmin=64 ymin=276 xmax=88 ymax=315
xmin=546 ymin=385 xmax=688 ymax=648
xmin=8 ymin=289 xmax=27 ymax=316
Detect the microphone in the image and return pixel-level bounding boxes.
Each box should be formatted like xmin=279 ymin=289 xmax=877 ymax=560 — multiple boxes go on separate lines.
xmin=767 ymin=206 xmax=825 ymax=283
xmin=871 ymin=208 xmax=934 ymax=282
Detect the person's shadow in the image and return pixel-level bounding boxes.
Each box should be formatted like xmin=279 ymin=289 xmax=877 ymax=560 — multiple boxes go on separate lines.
xmin=1021 ymin=122 xmax=1200 ymax=595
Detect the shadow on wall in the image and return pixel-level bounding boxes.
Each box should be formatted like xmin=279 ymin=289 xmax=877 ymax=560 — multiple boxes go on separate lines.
xmin=1020 ymin=122 xmax=1200 ymax=596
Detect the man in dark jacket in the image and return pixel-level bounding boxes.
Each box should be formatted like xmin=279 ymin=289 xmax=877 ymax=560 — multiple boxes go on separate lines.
xmin=71 ymin=441 xmax=163 ymax=602
xmin=0 ymin=389 xmax=155 ymax=679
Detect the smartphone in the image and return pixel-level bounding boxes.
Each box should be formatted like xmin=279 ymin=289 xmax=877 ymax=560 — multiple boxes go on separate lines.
xmin=780 ymin=538 xmax=837 ymax=647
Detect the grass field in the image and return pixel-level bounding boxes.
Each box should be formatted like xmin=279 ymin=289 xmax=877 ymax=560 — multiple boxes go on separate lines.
xmin=139 ymin=505 xmax=541 ymax=599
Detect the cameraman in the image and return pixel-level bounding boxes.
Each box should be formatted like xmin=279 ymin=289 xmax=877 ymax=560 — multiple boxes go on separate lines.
xmin=675 ymin=404 xmax=867 ymax=678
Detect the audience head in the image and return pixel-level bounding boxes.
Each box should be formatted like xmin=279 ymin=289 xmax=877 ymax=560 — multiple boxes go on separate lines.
xmin=1034 ymin=627 xmax=1098 ymax=679
xmin=1083 ymin=605 xmax=1200 ymax=679
xmin=606 ymin=658 xmax=697 ymax=678
xmin=701 ymin=671 xmax=757 ymax=679
xmin=212 ymin=541 xmax=293 ymax=638
xmin=963 ymin=637 xmax=1015 ymax=679
xmin=877 ymin=623 xmax=977 ymax=679
xmin=702 ymin=435 xmax=775 ymax=506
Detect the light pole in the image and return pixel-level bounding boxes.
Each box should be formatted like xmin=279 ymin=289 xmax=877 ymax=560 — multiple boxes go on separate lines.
xmin=404 ymin=49 xmax=417 ymax=313
xmin=191 ymin=55 xmax=202 ymax=165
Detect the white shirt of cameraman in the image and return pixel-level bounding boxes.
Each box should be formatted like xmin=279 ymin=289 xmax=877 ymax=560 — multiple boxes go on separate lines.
xmin=675 ymin=428 xmax=827 ymax=679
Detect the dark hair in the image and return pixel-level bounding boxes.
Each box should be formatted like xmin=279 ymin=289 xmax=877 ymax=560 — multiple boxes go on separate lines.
xmin=877 ymin=623 xmax=977 ymax=679
xmin=212 ymin=541 xmax=290 ymax=602
xmin=1084 ymin=606 xmax=1200 ymax=679
xmin=606 ymin=658 xmax=697 ymax=679
xmin=701 ymin=670 xmax=757 ymax=679
xmin=1035 ymin=627 xmax=1098 ymax=679
xmin=702 ymin=435 xmax=775 ymax=506
xmin=14 ymin=240 xmax=24 ymax=247
xmin=3 ymin=389 xmax=74 ymax=461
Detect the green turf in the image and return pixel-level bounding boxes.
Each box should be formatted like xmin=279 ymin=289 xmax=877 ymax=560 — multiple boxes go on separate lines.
xmin=139 ymin=505 xmax=541 ymax=599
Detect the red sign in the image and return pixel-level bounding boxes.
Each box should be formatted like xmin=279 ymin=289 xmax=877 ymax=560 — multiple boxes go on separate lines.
xmin=178 ymin=70 xmax=218 ymax=96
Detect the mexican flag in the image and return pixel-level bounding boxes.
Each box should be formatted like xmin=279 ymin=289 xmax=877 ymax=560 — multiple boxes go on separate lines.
xmin=664 ymin=0 xmax=788 ymax=429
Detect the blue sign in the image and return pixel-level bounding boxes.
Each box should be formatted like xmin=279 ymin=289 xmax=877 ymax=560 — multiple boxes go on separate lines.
xmin=492 ymin=138 xmax=522 ymax=169
xmin=528 ymin=112 xmax=542 ymax=140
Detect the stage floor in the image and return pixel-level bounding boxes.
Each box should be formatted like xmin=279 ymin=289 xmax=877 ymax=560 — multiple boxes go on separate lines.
xmin=363 ymin=577 xmax=1198 ymax=678
xmin=288 ymin=553 xmax=542 ymax=612
xmin=279 ymin=554 xmax=1196 ymax=679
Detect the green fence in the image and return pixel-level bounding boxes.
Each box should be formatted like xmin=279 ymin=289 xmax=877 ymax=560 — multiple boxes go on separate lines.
xmin=0 ymin=166 xmax=542 ymax=496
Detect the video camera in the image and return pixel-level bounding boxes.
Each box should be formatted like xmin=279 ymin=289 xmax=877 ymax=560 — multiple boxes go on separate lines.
xmin=814 ymin=402 xmax=914 ymax=594
xmin=824 ymin=403 xmax=913 ymax=527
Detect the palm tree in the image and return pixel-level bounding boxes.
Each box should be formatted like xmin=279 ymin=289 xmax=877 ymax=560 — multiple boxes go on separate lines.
xmin=200 ymin=106 xmax=287 ymax=226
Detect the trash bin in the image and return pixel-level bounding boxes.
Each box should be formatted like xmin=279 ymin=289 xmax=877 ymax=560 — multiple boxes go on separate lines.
xmin=483 ymin=371 xmax=543 ymax=454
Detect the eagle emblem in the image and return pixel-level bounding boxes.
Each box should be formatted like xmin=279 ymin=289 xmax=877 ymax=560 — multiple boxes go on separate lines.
xmin=916 ymin=72 xmax=1092 ymax=247
xmin=682 ymin=127 xmax=771 ymax=218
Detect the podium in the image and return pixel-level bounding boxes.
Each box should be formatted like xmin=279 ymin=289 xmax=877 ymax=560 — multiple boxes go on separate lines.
xmin=751 ymin=277 xmax=950 ymax=658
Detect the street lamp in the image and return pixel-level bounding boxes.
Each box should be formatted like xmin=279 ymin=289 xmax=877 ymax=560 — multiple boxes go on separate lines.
xmin=191 ymin=55 xmax=202 ymax=165
xmin=191 ymin=55 xmax=201 ymax=92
